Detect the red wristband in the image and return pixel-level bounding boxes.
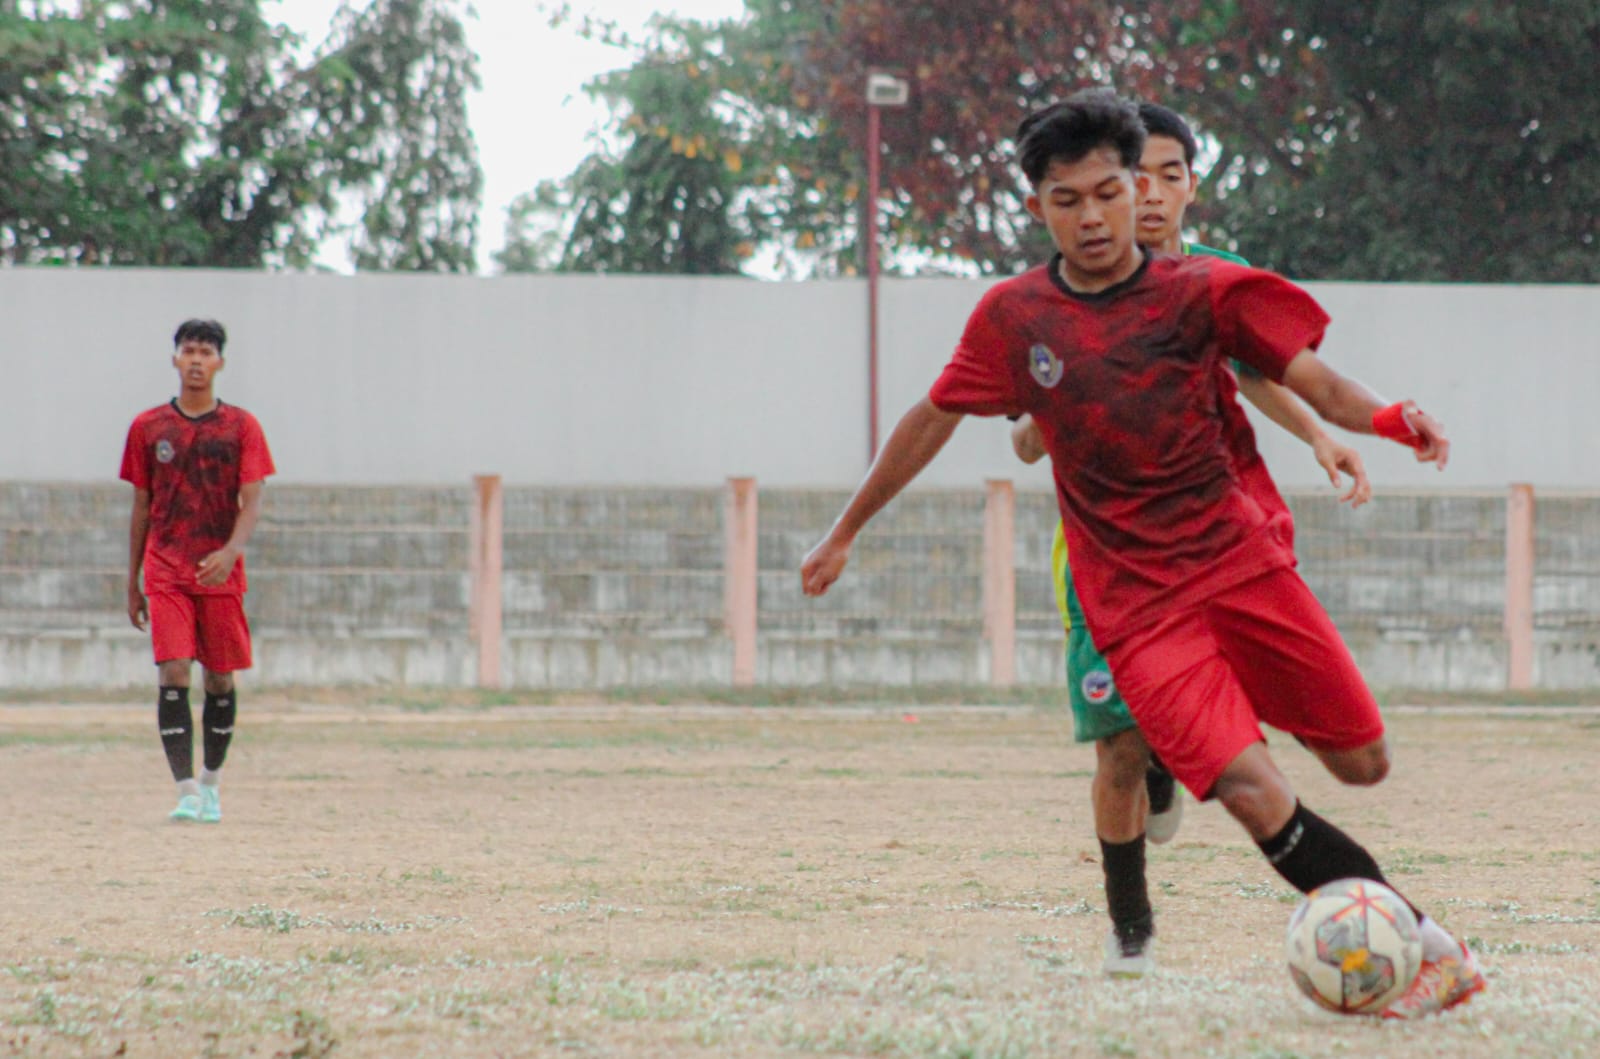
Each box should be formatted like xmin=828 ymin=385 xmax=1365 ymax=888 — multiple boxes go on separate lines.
xmin=1372 ymin=402 xmax=1425 ymax=449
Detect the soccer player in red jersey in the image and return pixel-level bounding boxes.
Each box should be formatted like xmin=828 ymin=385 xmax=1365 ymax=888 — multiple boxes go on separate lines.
xmin=1008 ymin=100 xmax=1372 ymax=978
xmin=800 ymin=90 xmax=1483 ymax=1016
xmin=121 ymin=319 xmax=275 ymax=824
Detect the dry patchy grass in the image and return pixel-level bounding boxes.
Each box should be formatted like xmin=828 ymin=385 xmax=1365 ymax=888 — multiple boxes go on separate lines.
xmin=2 ymin=703 xmax=1598 ymax=1058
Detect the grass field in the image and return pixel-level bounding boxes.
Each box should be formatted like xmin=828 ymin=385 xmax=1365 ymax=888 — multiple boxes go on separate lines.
xmin=3 ymin=699 xmax=1598 ymax=1058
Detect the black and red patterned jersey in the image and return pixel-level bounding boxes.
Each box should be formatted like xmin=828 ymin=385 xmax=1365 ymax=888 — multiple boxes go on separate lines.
xmin=120 ymin=400 xmax=275 ymax=595
xmin=929 ymin=251 xmax=1328 ymax=648
xmin=1213 ymin=352 xmax=1295 ymax=552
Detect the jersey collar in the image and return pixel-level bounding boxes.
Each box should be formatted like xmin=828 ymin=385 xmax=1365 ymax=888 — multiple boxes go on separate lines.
xmin=1047 ymin=249 xmax=1151 ymax=303
xmin=170 ymin=398 xmax=224 ymax=422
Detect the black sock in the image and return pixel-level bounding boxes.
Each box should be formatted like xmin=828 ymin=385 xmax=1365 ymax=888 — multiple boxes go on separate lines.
xmin=157 ymin=686 xmax=194 ymax=782
xmin=1256 ymin=801 xmax=1418 ymax=917
xmin=1100 ymin=835 xmax=1153 ymax=938
xmin=202 ymin=691 xmax=237 ymax=772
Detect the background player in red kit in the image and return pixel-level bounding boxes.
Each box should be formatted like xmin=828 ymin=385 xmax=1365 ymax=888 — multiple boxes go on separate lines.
xmin=800 ymin=90 xmax=1483 ymax=1017
xmin=122 ymin=319 xmax=275 ymax=824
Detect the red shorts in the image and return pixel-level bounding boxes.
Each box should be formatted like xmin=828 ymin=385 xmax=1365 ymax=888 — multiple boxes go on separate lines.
xmin=1103 ymin=567 xmax=1384 ymax=800
xmin=148 ymin=590 xmax=253 ymax=672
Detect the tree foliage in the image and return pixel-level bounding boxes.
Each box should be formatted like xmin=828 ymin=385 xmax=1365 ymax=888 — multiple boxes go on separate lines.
xmin=499 ymin=3 xmax=861 ymax=277
xmin=0 ymin=0 xmax=481 ymax=270
xmin=499 ymin=18 xmax=755 ymax=275
xmin=509 ymin=0 xmax=1597 ymax=282
xmin=324 ymin=0 xmax=481 ymax=272
xmin=1214 ymin=2 xmax=1600 ymax=280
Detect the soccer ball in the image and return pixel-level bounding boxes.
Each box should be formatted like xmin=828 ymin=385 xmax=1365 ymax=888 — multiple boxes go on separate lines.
xmin=1284 ymin=877 xmax=1422 ymax=1015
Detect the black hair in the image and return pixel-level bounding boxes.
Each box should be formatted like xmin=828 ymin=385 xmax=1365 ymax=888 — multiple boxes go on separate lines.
xmin=1016 ymin=89 xmax=1146 ymax=187
xmin=173 ymin=318 xmax=227 ymax=352
xmin=1137 ymin=102 xmax=1198 ymax=167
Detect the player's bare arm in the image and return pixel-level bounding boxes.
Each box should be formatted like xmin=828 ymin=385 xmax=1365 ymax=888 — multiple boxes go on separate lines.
xmin=801 ymin=399 xmax=963 ymax=597
xmin=1010 ymin=415 xmax=1047 ymax=464
xmin=1281 ymin=352 xmax=1450 ymax=469
xmin=127 ymin=487 xmax=151 ymax=630
xmin=1237 ymin=373 xmax=1372 ymax=507
xmin=197 ymin=480 xmax=265 ymax=587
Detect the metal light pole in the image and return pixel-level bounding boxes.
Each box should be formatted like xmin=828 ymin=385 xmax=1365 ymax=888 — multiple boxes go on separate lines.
xmin=864 ymin=72 xmax=908 ymax=463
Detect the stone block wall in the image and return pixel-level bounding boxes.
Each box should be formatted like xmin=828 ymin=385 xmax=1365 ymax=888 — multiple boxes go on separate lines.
xmin=3 ymin=482 xmax=1598 ymax=691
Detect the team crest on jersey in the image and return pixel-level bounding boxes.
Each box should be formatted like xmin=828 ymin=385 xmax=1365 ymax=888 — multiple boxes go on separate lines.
xmin=1028 ymin=343 xmax=1063 ymax=388
xmin=155 ymin=439 xmax=176 ymax=464
xmin=1081 ymin=669 xmax=1114 ymax=704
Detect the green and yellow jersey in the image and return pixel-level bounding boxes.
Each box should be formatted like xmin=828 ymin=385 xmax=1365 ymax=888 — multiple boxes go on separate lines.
xmin=1186 ymin=241 xmax=1247 ymax=266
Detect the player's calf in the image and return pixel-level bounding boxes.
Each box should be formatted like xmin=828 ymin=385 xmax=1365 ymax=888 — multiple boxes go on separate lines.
xmin=157 ymin=684 xmax=196 ymax=786
xmin=197 ymin=671 xmax=237 ymax=822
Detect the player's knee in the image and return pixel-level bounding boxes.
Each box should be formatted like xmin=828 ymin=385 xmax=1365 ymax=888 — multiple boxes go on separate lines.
xmin=1212 ymin=764 xmax=1296 ymax=837
xmin=1328 ymin=742 xmax=1390 ymax=786
xmin=202 ymin=670 xmax=235 ymax=695
xmin=1214 ymin=778 xmax=1272 ymax=831
xmin=158 ymin=659 xmax=192 ymax=685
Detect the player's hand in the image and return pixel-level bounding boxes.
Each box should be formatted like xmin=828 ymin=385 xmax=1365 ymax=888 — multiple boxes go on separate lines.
xmin=127 ymin=583 xmax=148 ymax=631
xmin=196 ymin=546 xmax=240 ymax=587
xmin=1312 ymin=434 xmax=1372 ymax=509
xmin=1404 ymin=404 xmax=1450 ymax=470
xmin=801 ymin=534 xmax=852 ymax=597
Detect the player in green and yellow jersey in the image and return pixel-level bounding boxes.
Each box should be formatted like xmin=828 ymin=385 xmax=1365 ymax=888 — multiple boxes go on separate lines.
xmin=1011 ymin=102 xmax=1373 ymax=976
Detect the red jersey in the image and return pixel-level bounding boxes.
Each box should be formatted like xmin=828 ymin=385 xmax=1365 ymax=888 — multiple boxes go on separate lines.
xmin=1213 ymin=357 xmax=1294 ymax=551
xmin=120 ymin=400 xmax=275 ymax=595
xmin=929 ymin=253 xmax=1327 ymax=648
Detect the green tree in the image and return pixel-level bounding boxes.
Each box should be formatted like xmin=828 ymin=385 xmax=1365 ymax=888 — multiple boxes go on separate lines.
xmin=498 ymin=6 xmax=852 ymax=276
xmin=499 ymin=19 xmax=752 ymax=275
xmin=0 ymin=0 xmax=480 ymax=270
xmin=513 ymin=0 xmax=1596 ymax=282
xmin=1209 ymin=2 xmax=1600 ymax=281
xmin=321 ymin=0 xmax=481 ymax=272
xmin=502 ymin=1 xmax=1281 ymax=276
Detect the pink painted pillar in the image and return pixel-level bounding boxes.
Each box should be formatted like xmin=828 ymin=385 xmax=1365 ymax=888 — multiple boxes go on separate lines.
xmin=1505 ymin=483 xmax=1535 ymax=691
xmin=470 ymin=474 xmax=503 ymax=688
xmin=724 ymin=477 xmax=758 ymax=686
xmin=983 ymin=479 xmax=1016 ymax=687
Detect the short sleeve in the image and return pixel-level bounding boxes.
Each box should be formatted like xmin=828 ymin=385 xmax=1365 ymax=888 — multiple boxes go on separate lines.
xmin=1211 ymin=265 xmax=1329 ymax=383
xmin=238 ymin=413 xmax=276 ymax=484
xmin=928 ymin=288 xmax=1022 ymax=416
xmin=119 ymin=419 xmax=149 ymax=488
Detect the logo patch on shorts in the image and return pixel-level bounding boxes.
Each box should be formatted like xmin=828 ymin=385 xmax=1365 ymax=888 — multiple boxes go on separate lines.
xmin=1081 ymin=669 xmax=1115 ymax=704
xmin=155 ymin=439 xmax=176 ymax=464
xmin=1029 ymin=343 xmax=1064 ymax=388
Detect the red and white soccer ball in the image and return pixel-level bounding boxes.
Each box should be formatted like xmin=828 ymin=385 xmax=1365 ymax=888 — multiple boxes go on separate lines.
xmin=1285 ymin=877 xmax=1423 ymax=1015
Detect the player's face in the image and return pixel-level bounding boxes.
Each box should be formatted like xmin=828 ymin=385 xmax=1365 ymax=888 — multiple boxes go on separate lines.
xmin=1136 ymin=135 xmax=1198 ymax=252
xmin=173 ymin=339 xmax=224 ymax=392
xmin=1025 ymin=147 xmax=1145 ymax=290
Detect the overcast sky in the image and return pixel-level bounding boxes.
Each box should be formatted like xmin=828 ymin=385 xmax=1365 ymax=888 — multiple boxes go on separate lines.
xmin=271 ymin=0 xmax=747 ymax=270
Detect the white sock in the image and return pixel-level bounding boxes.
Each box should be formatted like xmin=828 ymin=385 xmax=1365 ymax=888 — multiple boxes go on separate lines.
xmin=200 ymin=768 xmax=221 ymax=788
xmin=1417 ymin=915 xmax=1458 ymax=961
xmin=178 ymin=778 xmax=200 ymax=798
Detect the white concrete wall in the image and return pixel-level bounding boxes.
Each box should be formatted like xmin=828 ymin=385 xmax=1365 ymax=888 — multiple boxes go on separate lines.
xmin=3 ymin=268 xmax=1597 ymax=488
xmin=1250 ymin=283 xmax=1600 ymax=492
